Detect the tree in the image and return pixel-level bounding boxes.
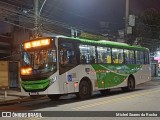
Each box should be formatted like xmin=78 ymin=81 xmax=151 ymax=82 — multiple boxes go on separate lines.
xmin=79 ymin=32 xmax=109 ymax=40
xmin=132 ymin=8 xmax=160 ymax=52
xmin=142 ymin=8 xmax=160 ymax=39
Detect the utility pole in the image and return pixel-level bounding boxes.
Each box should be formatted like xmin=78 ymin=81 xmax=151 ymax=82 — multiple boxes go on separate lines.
xmin=33 ymin=0 xmax=47 ymax=38
xmin=34 ymin=0 xmax=39 ymax=38
xmin=71 ymin=27 xmax=78 ymax=38
xmin=125 ymin=0 xmax=129 ymax=40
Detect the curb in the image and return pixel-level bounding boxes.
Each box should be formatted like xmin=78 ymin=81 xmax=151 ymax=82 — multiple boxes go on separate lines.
xmin=0 ymin=96 xmax=48 ymax=106
xmin=0 ymin=79 xmax=159 ymax=106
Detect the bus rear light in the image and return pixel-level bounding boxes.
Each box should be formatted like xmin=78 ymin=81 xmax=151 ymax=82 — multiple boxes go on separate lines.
xmin=21 ymin=67 xmax=32 ymax=75
xmin=74 ymin=82 xmax=78 ymax=87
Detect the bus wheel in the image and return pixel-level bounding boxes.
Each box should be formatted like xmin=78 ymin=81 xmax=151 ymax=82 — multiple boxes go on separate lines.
xmin=121 ymin=77 xmax=135 ymax=92
xmin=76 ymin=80 xmax=91 ymax=99
xmin=100 ymin=89 xmax=110 ymax=96
xmin=48 ymin=94 xmax=61 ymax=101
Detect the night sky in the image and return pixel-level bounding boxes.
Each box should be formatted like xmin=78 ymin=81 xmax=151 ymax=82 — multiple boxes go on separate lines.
xmin=41 ymin=0 xmax=160 ymax=32
xmin=130 ymin=0 xmax=160 ymax=13
xmin=1 ymin=0 xmax=160 ymax=34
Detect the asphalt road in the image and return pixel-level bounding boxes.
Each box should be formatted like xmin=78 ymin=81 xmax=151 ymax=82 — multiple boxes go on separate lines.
xmin=0 ymin=79 xmax=160 ymax=120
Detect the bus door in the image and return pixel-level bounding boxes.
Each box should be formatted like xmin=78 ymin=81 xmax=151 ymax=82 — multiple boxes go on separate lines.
xmin=58 ymin=38 xmax=78 ymax=93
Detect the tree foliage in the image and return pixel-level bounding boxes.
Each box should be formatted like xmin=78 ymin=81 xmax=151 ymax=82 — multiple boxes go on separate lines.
xmin=79 ymin=32 xmax=109 ymax=40
xmin=132 ymin=8 xmax=160 ymax=52
xmin=142 ymin=8 xmax=160 ymax=39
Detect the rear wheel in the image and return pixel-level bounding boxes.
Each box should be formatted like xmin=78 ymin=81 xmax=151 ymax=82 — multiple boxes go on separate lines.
xmin=100 ymin=89 xmax=110 ymax=96
xmin=76 ymin=80 xmax=91 ymax=99
xmin=48 ymin=94 xmax=61 ymax=101
xmin=121 ymin=77 xmax=135 ymax=92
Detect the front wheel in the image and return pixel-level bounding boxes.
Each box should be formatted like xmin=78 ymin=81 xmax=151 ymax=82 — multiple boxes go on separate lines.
xmin=121 ymin=77 xmax=135 ymax=92
xmin=48 ymin=94 xmax=61 ymax=101
xmin=76 ymin=80 xmax=91 ymax=99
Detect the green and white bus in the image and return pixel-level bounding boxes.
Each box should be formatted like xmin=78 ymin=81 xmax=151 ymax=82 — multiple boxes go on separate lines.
xmin=20 ymin=36 xmax=151 ymax=100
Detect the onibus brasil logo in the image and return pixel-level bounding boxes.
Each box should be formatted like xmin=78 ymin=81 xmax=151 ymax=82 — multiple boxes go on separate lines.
xmin=2 ymin=112 xmax=43 ymax=117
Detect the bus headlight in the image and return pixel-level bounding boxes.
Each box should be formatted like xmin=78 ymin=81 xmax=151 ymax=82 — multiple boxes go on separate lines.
xmin=21 ymin=67 xmax=32 ymax=75
xmin=50 ymin=76 xmax=57 ymax=84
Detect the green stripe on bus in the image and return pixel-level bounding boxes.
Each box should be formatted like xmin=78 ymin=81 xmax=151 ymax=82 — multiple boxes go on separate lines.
xmin=21 ymin=79 xmax=49 ymax=90
xmin=91 ymin=64 xmax=142 ymax=88
xmin=22 ymin=79 xmax=49 ymax=84
xmin=61 ymin=36 xmax=148 ymax=51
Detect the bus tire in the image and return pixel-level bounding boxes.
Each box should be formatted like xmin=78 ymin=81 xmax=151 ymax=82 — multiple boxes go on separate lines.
xmin=121 ymin=76 xmax=135 ymax=92
xmin=100 ymin=89 xmax=110 ymax=96
xmin=48 ymin=94 xmax=61 ymax=101
xmin=76 ymin=80 xmax=91 ymax=99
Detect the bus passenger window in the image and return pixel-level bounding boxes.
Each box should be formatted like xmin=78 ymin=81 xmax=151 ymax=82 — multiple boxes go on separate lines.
xmin=79 ymin=44 xmax=96 ymax=64
xmin=124 ymin=50 xmax=135 ymax=64
xmin=68 ymin=51 xmax=74 ymax=64
xmin=144 ymin=52 xmax=149 ymax=64
xmin=59 ymin=42 xmax=75 ymax=65
xmin=136 ymin=51 xmax=144 ymax=64
xmin=97 ymin=46 xmax=111 ymax=64
xmin=112 ymin=48 xmax=123 ymax=64
xmin=107 ymin=55 xmax=111 ymax=63
xmin=81 ymin=55 xmax=86 ymax=64
xmin=90 ymin=55 xmax=95 ymax=63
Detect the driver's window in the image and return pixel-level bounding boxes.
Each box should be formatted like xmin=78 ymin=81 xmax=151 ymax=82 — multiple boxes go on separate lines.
xmin=48 ymin=49 xmax=57 ymax=63
xmin=23 ymin=52 xmax=30 ymax=65
xmin=22 ymin=52 xmax=32 ymax=66
xmin=34 ymin=50 xmax=47 ymax=65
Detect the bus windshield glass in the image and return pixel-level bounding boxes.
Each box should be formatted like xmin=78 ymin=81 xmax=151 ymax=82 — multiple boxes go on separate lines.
xmin=21 ymin=49 xmax=57 ymax=74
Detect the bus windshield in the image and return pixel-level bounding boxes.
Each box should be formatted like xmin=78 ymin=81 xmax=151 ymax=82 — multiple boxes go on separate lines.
xmin=21 ymin=49 xmax=57 ymax=74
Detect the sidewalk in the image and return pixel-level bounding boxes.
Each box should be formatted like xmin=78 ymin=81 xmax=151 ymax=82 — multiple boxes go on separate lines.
xmin=0 ymin=77 xmax=160 ymax=105
xmin=152 ymin=76 xmax=160 ymax=80
xmin=0 ymin=88 xmax=47 ymax=105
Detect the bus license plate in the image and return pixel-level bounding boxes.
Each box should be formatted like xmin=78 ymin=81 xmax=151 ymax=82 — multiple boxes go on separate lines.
xmin=29 ymin=92 xmax=39 ymax=95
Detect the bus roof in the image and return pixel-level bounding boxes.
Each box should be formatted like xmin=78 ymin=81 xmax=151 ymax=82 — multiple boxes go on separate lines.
xmin=58 ymin=36 xmax=149 ymax=51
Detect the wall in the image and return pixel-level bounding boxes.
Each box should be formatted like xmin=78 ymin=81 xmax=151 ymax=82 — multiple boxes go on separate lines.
xmin=11 ymin=27 xmax=30 ymax=61
xmin=0 ymin=61 xmax=9 ymax=89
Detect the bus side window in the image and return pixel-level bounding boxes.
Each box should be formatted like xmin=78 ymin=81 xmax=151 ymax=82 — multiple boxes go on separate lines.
xmin=124 ymin=50 xmax=135 ymax=64
xmin=59 ymin=48 xmax=67 ymax=65
xmin=118 ymin=53 xmax=123 ymax=63
xmin=136 ymin=51 xmax=144 ymax=64
xmin=90 ymin=55 xmax=95 ymax=63
xmin=79 ymin=44 xmax=96 ymax=64
xmin=97 ymin=46 xmax=111 ymax=64
xmin=112 ymin=48 xmax=123 ymax=64
xmin=144 ymin=51 xmax=149 ymax=64
xmin=81 ymin=55 xmax=86 ymax=64
xmin=59 ymin=42 xmax=75 ymax=65
xmin=107 ymin=55 xmax=111 ymax=63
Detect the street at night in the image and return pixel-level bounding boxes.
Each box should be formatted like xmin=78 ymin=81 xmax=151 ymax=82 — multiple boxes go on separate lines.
xmin=0 ymin=79 xmax=160 ymax=119
xmin=1 ymin=0 xmax=160 ymax=120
